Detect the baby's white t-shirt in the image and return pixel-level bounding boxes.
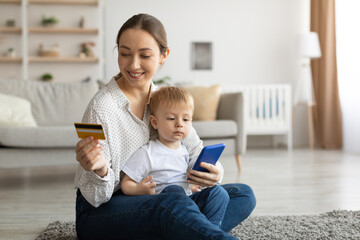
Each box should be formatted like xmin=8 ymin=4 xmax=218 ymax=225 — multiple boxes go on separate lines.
xmin=122 ymin=139 xmax=195 ymax=195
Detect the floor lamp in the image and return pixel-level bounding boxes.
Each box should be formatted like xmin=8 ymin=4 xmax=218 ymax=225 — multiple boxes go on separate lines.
xmin=293 ymin=32 xmax=321 ymax=148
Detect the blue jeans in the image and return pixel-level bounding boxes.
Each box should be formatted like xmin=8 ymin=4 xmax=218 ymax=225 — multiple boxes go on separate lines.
xmin=162 ymin=185 xmax=229 ymax=228
xmin=76 ymin=183 xmax=256 ymax=240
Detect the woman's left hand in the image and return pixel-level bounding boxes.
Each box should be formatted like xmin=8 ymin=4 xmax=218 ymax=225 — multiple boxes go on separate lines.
xmin=187 ymin=162 xmax=221 ymax=187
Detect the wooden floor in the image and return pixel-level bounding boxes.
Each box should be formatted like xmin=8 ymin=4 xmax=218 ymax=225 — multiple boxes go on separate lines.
xmin=1 ymin=148 xmax=360 ymax=240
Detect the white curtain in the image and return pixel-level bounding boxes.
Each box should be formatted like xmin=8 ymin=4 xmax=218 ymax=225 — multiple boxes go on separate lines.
xmin=336 ymin=0 xmax=360 ymax=153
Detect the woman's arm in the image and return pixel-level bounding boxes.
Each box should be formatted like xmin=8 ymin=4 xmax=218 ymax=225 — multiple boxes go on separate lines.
xmin=121 ymin=174 xmax=156 ymax=195
xmin=75 ymin=105 xmax=116 ymax=207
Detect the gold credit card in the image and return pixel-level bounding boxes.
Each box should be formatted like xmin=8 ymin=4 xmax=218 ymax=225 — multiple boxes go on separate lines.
xmin=74 ymin=123 xmax=106 ymax=140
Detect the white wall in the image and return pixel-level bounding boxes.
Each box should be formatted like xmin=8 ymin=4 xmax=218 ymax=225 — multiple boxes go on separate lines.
xmin=104 ymin=0 xmax=310 ymax=148
xmin=336 ymin=0 xmax=360 ymax=154
xmin=105 ymin=0 xmax=306 ymax=85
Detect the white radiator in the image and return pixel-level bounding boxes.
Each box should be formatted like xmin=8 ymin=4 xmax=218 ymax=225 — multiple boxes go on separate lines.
xmin=224 ymin=84 xmax=292 ymax=152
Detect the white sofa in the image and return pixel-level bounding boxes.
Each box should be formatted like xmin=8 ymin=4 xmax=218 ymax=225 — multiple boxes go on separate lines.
xmin=0 ymin=79 xmax=245 ymax=170
xmin=0 ymin=79 xmax=99 ymax=148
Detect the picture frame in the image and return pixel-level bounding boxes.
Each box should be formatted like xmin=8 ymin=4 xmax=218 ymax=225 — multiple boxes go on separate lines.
xmin=191 ymin=42 xmax=212 ymax=70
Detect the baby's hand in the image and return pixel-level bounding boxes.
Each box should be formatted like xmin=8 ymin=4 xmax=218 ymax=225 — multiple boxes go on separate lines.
xmin=190 ymin=184 xmax=202 ymax=193
xmin=137 ymin=176 xmax=156 ymax=195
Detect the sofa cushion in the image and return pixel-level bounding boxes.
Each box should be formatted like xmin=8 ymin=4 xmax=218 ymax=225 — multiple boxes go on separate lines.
xmin=0 ymin=79 xmax=99 ymax=126
xmin=0 ymin=126 xmax=78 ymax=148
xmin=0 ymin=93 xmax=37 ymax=127
xmin=182 ymin=85 xmax=221 ymax=121
xmin=192 ymin=120 xmax=237 ymax=138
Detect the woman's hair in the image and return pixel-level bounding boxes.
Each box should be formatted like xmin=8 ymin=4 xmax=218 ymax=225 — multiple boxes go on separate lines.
xmin=116 ymin=13 xmax=168 ymax=55
xmin=149 ymin=87 xmax=194 ymax=116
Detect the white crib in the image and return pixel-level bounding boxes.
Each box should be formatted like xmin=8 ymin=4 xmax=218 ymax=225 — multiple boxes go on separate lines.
xmin=223 ymin=84 xmax=292 ymax=152
xmin=243 ymin=84 xmax=292 ymax=151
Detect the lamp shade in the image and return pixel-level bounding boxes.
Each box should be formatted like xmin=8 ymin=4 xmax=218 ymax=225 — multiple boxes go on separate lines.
xmin=299 ymin=32 xmax=322 ymax=58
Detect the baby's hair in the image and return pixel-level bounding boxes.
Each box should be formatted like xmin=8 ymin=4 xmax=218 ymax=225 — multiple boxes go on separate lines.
xmin=149 ymin=87 xmax=194 ymax=115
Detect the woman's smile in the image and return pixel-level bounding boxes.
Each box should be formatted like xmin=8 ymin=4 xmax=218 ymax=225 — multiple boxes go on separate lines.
xmin=128 ymin=71 xmax=145 ymax=79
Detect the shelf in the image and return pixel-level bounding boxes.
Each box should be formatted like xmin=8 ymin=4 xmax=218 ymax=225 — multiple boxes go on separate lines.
xmin=29 ymin=56 xmax=98 ymax=63
xmin=0 ymin=27 xmax=22 ymax=33
xmin=0 ymin=0 xmax=20 ymax=4
xmin=0 ymin=0 xmax=102 ymax=81
xmin=0 ymin=57 xmax=22 ymax=63
xmin=28 ymin=0 xmax=98 ymax=5
xmin=28 ymin=27 xmax=98 ymax=34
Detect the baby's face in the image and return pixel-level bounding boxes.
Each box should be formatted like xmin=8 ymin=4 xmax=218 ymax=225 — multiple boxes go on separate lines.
xmin=152 ymin=102 xmax=193 ymax=146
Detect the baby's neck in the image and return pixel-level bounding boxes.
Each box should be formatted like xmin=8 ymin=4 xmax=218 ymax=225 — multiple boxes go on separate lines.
xmin=157 ymin=138 xmax=181 ymax=150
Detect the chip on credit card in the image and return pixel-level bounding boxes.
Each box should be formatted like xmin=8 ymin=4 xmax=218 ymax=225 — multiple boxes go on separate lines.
xmin=74 ymin=123 xmax=106 ymax=140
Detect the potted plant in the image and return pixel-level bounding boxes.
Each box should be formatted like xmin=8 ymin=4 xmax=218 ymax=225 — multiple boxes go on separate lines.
xmin=153 ymin=76 xmax=172 ymax=86
xmin=41 ymin=73 xmax=53 ymax=81
xmin=41 ymin=15 xmax=59 ymax=27
xmin=6 ymin=19 xmax=16 ymax=27
xmin=7 ymin=48 xmax=16 ymax=58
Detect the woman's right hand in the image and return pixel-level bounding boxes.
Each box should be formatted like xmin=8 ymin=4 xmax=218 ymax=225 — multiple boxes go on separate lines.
xmin=76 ymin=136 xmax=108 ymax=177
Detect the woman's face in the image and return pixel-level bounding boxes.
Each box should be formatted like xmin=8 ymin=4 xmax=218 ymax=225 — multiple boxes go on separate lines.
xmin=117 ymin=28 xmax=168 ymax=89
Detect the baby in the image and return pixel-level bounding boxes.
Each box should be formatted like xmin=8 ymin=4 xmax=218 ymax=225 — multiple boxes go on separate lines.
xmin=120 ymin=86 xmax=230 ymax=228
xmin=121 ymin=86 xmax=196 ymax=195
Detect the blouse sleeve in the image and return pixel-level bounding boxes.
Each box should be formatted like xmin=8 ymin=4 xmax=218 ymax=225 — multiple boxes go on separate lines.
xmin=76 ymin=103 xmax=116 ymax=207
xmin=183 ymin=126 xmax=224 ymax=183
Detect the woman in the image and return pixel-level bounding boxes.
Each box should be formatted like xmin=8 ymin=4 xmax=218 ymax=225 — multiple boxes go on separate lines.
xmin=75 ymin=13 xmax=256 ymax=240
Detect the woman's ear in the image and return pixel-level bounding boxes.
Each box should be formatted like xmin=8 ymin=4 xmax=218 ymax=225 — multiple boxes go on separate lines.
xmin=160 ymin=48 xmax=170 ymax=65
xmin=150 ymin=115 xmax=158 ymax=129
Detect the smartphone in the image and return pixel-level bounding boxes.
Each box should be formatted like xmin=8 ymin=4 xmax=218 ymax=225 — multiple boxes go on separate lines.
xmin=191 ymin=143 xmax=225 ymax=172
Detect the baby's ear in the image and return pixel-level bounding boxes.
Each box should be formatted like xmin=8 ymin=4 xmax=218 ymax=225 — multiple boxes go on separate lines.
xmin=150 ymin=115 xmax=158 ymax=129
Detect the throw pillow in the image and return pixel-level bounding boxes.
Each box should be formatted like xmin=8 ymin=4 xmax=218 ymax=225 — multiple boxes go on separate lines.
xmin=182 ymin=85 xmax=221 ymax=121
xmin=0 ymin=93 xmax=37 ymax=127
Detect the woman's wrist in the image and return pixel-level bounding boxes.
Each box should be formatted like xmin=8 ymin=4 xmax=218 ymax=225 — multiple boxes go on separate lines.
xmin=94 ymin=166 xmax=108 ymax=178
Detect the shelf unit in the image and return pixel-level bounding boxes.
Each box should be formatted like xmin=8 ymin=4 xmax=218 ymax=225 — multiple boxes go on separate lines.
xmin=0 ymin=0 xmax=104 ymax=81
xmin=0 ymin=0 xmax=21 ymax=3
xmin=28 ymin=27 xmax=98 ymax=34
xmin=0 ymin=27 xmax=22 ymax=33
xmin=0 ymin=56 xmax=22 ymax=62
xmin=29 ymin=56 xmax=98 ymax=62
xmin=28 ymin=0 xmax=98 ymax=5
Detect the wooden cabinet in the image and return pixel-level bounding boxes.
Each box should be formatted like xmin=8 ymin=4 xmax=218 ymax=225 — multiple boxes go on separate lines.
xmin=0 ymin=0 xmax=103 ymax=82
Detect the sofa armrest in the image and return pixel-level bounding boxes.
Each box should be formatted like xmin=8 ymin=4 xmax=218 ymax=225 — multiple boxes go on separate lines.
xmin=217 ymin=92 xmax=246 ymax=154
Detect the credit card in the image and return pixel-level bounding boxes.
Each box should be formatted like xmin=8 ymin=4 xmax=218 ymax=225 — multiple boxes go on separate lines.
xmin=74 ymin=123 xmax=106 ymax=140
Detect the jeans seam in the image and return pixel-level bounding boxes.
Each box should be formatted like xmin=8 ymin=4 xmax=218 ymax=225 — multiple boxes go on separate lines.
xmin=217 ymin=198 xmax=229 ymax=228
xmin=159 ymin=202 xmax=222 ymax=240
xmin=86 ymin=208 xmax=156 ymax=218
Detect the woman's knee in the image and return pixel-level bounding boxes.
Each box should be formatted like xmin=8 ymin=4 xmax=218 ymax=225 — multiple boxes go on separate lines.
xmin=210 ymin=185 xmax=230 ymax=203
xmin=243 ymin=184 xmax=256 ymax=210
xmin=222 ymin=183 xmax=256 ymax=208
